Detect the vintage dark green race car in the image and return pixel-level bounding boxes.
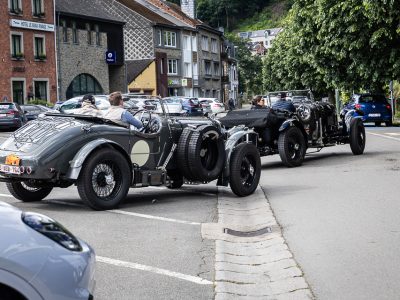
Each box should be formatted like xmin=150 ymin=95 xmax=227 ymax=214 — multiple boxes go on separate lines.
xmin=0 ymin=108 xmax=261 ymax=210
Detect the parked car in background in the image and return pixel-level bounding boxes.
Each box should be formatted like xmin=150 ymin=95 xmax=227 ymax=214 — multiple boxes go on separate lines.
xmin=181 ymin=97 xmax=203 ymax=116
xmin=199 ymin=98 xmax=225 ymax=114
xmin=198 ymin=99 xmax=212 ymax=114
xmin=21 ymin=104 xmax=59 ymax=121
xmin=0 ymin=201 xmax=95 ymax=300
xmin=345 ymin=93 xmax=392 ymax=126
xmin=160 ymin=97 xmax=185 ymax=115
xmin=122 ymin=94 xmax=157 ymax=111
xmin=0 ymin=102 xmax=27 ymax=130
xmin=57 ymin=95 xmax=110 ymax=114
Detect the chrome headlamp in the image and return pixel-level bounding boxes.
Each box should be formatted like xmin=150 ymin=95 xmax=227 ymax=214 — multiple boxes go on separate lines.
xmin=22 ymin=212 xmax=82 ymax=252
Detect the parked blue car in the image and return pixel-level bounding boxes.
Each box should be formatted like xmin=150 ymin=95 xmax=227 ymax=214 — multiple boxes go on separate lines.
xmin=346 ymin=94 xmax=392 ymax=126
xmin=0 ymin=201 xmax=95 ymax=300
xmin=181 ymin=97 xmax=204 ymax=116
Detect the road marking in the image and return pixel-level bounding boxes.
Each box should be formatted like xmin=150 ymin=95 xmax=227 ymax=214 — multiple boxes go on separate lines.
xmin=386 ymin=133 xmax=400 ymax=136
xmin=0 ymin=193 xmax=13 ymax=198
xmin=96 ymin=256 xmax=212 ymax=285
xmin=109 ymin=209 xmax=201 ymax=225
xmin=368 ymin=132 xmax=400 ymax=142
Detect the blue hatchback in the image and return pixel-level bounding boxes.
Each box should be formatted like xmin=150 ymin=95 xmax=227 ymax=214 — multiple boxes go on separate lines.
xmin=181 ymin=97 xmax=204 ymax=116
xmin=346 ymin=94 xmax=392 ymax=126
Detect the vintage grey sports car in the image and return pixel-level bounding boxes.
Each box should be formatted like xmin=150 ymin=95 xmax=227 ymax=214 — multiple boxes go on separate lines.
xmin=0 ymin=107 xmax=260 ymax=210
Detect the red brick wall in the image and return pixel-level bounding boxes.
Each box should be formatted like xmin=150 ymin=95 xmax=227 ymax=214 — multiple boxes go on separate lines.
xmin=0 ymin=0 xmax=57 ymax=104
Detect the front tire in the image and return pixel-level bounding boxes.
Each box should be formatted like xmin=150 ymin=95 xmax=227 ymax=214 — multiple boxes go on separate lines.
xmin=278 ymin=126 xmax=306 ymax=167
xmin=77 ymin=148 xmax=131 ymax=210
xmin=385 ymin=121 xmax=392 ymax=127
xmin=349 ymin=118 xmax=366 ymax=155
xmin=229 ymin=143 xmax=261 ymax=197
xmin=6 ymin=182 xmax=53 ymax=202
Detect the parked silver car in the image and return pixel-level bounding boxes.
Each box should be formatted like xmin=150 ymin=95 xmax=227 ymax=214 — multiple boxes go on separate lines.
xmin=0 ymin=201 xmax=95 ymax=300
xmin=58 ymin=95 xmax=110 ymax=114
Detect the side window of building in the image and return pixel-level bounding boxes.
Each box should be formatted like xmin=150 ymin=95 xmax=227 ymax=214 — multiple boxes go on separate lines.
xmin=32 ymin=0 xmax=45 ymax=17
xmin=9 ymin=0 xmax=22 ymax=14
xmin=86 ymin=23 xmax=91 ymax=45
xmin=213 ymin=62 xmax=220 ymax=76
xmin=34 ymin=80 xmax=48 ymax=101
xmin=157 ymin=29 xmax=162 ymax=46
xmin=211 ymin=38 xmax=218 ymax=53
xmin=192 ymin=35 xmax=197 ymax=51
xmin=201 ymin=36 xmax=209 ymax=51
xmin=11 ymin=32 xmax=24 ymax=59
xmin=34 ymin=35 xmax=46 ymax=60
xmin=204 ymin=60 xmax=211 ymax=75
xmin=61 ymin=20 xmax=68 ymax=43
xmin=167 ymin=59 xmax=178 ymax=75
xmin=164 ymin=31 xmax=176 ymax=47
xmin=94 ymin=24 xmax=101 ymax=46
xmin=72 ymin=21 xmax=78 ymax=44
xmin=12 ymin=80 xmax=25 ymax=104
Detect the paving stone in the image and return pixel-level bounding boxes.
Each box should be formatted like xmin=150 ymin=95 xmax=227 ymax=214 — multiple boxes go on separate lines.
xmin=215 ymin=281 xmax=273 ymax=296
xmin=270 ymin=277 xmax=309 ymax=295
xmin=274 ymin=289 xmax=313 ymax=300
xmin=266 ymin=266 xmax=303 ymax=281
xmin=216 ymin=249 xmax=292 ymax=265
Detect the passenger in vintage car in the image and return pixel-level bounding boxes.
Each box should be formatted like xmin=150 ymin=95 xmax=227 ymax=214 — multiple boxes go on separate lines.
xmin=73 ymin=94 xmax=104 ymax=117
xmin=104 ymin=91 xmax=143 ymax=129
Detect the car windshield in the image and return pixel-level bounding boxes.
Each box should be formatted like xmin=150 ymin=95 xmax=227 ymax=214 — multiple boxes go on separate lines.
xmin=359 ymin=95 xmax=387 ymax=103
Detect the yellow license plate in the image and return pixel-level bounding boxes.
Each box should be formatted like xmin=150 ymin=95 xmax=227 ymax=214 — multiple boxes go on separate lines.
xmin=5 ymin=154 xmax=21 ymax=166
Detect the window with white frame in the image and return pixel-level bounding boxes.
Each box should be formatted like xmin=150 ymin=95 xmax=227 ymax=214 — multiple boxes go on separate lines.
xmin=168 ymin=59 xmax=178 ymax=75
xmin=184 ymin=63 xmax=190 ymax=77
xmin=204 ymin=61 xmax=211 ymax=75
xmin=157 ymin=30 xmax=162 ymax=46
xmin=12 ymin=79 xmax=25 ymax=104
xmin=192 ymin=36 xmax=197 ymax=51
xmin=11 ymin=32 xmax=23 ymax=58
xmin=201 ymin=35 xmax=209 ymax=51
xmin=9 ymin=0 xmax=22 ymax=14
xmin=32 ymin=0 xmax=44 ymax=17
xmin=183 ymin=35 xmax=190 ymax=50
xmin=211 ymin=38 xmax=218 ymax=53
xmin=164 ymin=31 xmax=176 ymax=47
xmin=34 ymin=35 xmax=45 ymax=59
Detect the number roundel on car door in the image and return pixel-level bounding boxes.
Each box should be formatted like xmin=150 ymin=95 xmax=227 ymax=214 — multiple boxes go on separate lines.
xmin=130 ymin=140 xmax=150 ymax=166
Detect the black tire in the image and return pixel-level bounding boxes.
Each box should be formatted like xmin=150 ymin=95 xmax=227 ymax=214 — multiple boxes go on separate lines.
xmin=278 ymin=126 xmax=306 ymax=167
xmin=349 ymin=118 xmax=366 ymax=155
xmin=77 ymin=148 xmax=131 ymax=210
xmin=167 ymin=171 xmax=184 ymax=189
xmin=385 ymin=121 xmax=392 ymax=127
xmin=6 ymin=182 xmax=52 ymax=202
xmin=375 ymin=121 xmax=381 ymax=127
xmin=187 ymin=125 xmax=225 ymax=182
xmin=177 ymin=127 xmax=196 ymax=181
xmin=229 ymin=143 xmax=261 ymax=197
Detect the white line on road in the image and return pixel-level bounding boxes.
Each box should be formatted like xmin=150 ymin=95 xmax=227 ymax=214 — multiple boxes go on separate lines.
xmin=96 ymin=256 xmax=212 ymax=285
xmin=368 ymin=131 xmax=400 ymax=142
xmin=108 ymin=209 xmax=201 ymax=225
xmin=0 ymin=193 xmax=13 ymax=198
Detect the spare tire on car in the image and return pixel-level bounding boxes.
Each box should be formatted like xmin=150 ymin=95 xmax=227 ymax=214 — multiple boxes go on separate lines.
xmin=177 ymin=125 xmax=225 ymax=182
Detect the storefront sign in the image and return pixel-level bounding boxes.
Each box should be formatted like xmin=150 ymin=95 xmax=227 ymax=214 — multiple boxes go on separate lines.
xmin=181 ymin=78 xmax=188 ymax=87
xmin=105 ymin=51 xmax=116 ymax=64
xmin=168 ymin=79 xmax=181 ymax=86
xmin=10 ymin=19 xmax=55 ymax=32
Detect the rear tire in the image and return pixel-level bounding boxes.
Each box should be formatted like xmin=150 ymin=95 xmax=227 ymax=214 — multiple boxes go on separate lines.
xmin=229 ymin=143 xmax=261 ymax=197
xmin=349 ymin=118 xmax=366 ymax=155
xmin=77 ymin=148 xmax=131 ymax=210
xmin=385 ymin=121 xmax=392 ymax=127
xmin=177 ymin=127 xmax=196 ymax=181
xmin=375 ymin=121 xmax=381 ymax=127
xmin=6 ymin=182 xmax=52 ymax=202
xmin=167 ymin=171 xmax=184 ymax=189
xmin=278 ymin=126 xmax=306 ymax=167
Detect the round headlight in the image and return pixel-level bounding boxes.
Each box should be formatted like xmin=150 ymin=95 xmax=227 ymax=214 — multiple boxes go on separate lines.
xmin=22 ymin=212 xmax=82 ymax=252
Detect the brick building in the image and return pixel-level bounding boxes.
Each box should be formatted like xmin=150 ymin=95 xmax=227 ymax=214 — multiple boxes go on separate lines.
xmin=0 ymin=0 xmax=57 ymax=104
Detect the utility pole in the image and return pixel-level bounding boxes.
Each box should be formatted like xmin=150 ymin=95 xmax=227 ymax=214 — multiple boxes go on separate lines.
xmin=389 ymin=81 xmax=394 ymax=122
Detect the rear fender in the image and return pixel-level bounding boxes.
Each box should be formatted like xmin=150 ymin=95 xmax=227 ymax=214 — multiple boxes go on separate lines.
xmin=221 ymin=127 xmax=258 ymax=180
xmin=66 ymin=139 xmax=131 ymax=180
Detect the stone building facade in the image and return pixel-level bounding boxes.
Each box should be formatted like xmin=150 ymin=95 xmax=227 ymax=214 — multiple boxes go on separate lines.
xmin=0 ymin=0 xmax=57 ymax=104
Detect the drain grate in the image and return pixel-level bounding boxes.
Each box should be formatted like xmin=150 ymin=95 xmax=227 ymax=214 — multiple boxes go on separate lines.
xmin=223 ymin=226 xmax=272 ymax=237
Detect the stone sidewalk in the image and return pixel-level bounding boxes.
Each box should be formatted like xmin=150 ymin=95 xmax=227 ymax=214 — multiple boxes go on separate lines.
xmin=202 ymin=186 xmax=313 ymax=300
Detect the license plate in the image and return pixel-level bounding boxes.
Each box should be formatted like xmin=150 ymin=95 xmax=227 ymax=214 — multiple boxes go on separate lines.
xmin=369 ymin=113 xmax=381 ymax=117
xmin=0 ymin=164 xmax=21 ymax=175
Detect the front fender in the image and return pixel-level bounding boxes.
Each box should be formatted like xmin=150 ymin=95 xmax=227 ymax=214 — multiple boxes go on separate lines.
xmin=222 ymin=126 xmax=258 ymax=179
xmin=66 ymin=138 xmax=128 ymax=180
xmin=279 ymin=118 xmax=302 ymax=132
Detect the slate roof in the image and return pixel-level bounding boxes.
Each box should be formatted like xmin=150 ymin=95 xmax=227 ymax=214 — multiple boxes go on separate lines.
xmin=55 ymin=0 xmax=124 ymax=24
xmin=126 ymin=59 xmax=154 ymax=83
xmin=239 ymin=28 xmax=283 ymax=39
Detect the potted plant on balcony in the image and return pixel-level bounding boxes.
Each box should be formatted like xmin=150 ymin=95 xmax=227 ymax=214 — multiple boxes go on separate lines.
xmin=10 ymin=7 xmax=22 ymax=14
xmin=37 ymin=53 xmax=47 ymax=61
xmin=34 ymin=11 xmax=45 ymax=18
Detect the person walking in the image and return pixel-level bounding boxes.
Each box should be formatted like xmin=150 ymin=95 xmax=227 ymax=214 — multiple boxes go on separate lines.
xmin=104 ymin=91 xmax=143 ymax=129
xmin=228 ymin=98 xmax=235 ymax=111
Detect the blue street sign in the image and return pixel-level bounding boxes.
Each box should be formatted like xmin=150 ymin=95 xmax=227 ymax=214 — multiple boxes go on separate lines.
xmin=105 ymin=51 xmax=116 ymax=64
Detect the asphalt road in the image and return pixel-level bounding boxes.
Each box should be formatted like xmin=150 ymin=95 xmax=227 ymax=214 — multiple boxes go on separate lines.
xmin=260 ymin=125 xmax=400 ymax=300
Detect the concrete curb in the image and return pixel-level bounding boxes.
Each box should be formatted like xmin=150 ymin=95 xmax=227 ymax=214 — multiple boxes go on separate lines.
xmin=202 ymin=186 xmax=314 ymax=300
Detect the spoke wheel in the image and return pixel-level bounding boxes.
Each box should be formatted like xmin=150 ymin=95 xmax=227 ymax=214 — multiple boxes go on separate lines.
xmin=78 ymin=148 xmax=131 ymax=210
xmin=6 ymin=181 xmax=53 ymax=202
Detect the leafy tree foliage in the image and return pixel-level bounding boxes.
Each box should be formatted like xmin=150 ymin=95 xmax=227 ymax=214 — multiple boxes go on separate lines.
xmin=264 ymin=0 xmax=400 ymax=95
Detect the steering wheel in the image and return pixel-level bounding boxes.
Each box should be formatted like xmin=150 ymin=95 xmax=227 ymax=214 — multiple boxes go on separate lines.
xmin=132 ymin=109 xmax=152 ymax=132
